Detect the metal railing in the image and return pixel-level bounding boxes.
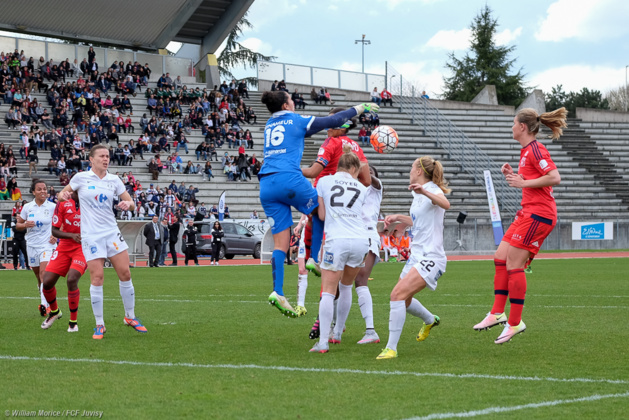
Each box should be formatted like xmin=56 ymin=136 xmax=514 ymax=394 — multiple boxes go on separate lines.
xmin=257 ymin=60 xmax=385 ymax=93
xmin=386 ymin=63 xmax=520 ymax=217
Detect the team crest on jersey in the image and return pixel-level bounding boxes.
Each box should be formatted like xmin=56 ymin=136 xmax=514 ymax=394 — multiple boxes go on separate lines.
xmin=51 ymin=251 xmax=58 ymax=260
xmin=324 ymin=251 xmax=334 ymax=264
xmin=44 ymin=209 xmax=50 ymax=216
xmin=52 ymin=215 xmax=59 ymax=224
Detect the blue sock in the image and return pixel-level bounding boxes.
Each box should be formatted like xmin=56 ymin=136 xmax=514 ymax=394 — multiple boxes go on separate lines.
xmin=271 ymin=249 xmax=286 ymax=296
xmin=311 ymin=213 xmax=324 ymax=264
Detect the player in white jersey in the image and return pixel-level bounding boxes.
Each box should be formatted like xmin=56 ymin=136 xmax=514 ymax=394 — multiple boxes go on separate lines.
xmin=310 ymin=146 xmax=369 ymax=353
xmin=58 ymin=144 xmax=147 ymax=340
xmin=16 ymin=179 xmax=57 ymax=316
xmin=377 ymin=156 xmax=451 ymax=360
xmin=351 ymin=165 xmax=383 ymax=344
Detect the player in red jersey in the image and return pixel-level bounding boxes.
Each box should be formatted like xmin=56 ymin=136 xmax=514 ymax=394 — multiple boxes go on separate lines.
xmin=473 ymin=107 xmax=567 ymax=344
xmin=40 ymin=193 xmax=86 ymax=332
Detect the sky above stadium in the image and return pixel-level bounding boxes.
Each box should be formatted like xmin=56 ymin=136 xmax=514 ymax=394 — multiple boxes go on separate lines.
xmin=225 ymin=0 xmax=629 ymax=97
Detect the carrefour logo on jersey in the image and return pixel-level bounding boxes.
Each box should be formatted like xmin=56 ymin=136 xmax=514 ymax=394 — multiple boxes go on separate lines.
xmin=35 ymin=221 xmax=44 ymax=228
xmin=95 ymin=194 xmax=108 ymax=203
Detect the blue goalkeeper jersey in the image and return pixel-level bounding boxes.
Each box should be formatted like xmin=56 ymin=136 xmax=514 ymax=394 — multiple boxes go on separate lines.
xmin=259 ymin=111 xmax=315 ymax=176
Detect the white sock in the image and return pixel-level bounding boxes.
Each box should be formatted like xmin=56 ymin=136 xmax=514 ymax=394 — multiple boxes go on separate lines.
xmin=332 ymin=296 xmax=338 ymax=325
xmin=318 ymin=293 xmax=335 ymax=347
xmin=39 ymin=283 xmax=48 ymax=307
xmin=90 ymin=285 xmax=104 ymax=326
xmin=119 ymin=280 xmax=136 ymax=319
xmin=385 ymin=300 xmax=406 ymax=351
xmin=297 ymin=274 xmax=308 ymax=307
xmin=406 ymin=298 xmax=435 ymax=325
xmin=356 ymin=286 xmax=374 ymax=329
xmin=334 ymin=283 xmax=353 ymax=335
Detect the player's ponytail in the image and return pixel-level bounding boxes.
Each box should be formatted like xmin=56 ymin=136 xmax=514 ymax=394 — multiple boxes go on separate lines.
xmin=337 ymin=144 xmax=361 ymax=174
xmin=261 ymin=91 xmax=289 ymax=113
xmin=516 ymin=107 xmax=568 ymax=140
xmin=417 ymin=156 xmax=451 ymax=194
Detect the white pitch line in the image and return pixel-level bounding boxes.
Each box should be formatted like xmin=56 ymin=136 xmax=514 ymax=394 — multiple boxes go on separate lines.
xmin=1 ymin=296 xmax=628 ymax=309
xmin=404 ymin=391 xmax=629 ymax=420
xmin=0 ymin=355 xmax=627 ymax=385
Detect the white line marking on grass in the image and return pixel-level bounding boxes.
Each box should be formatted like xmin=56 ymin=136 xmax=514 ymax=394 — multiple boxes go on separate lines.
xmin=1 ymin=355 xmax=628 ymax=385
xmin=2 ymin=296 xmax=628 ymax=309
xmin=404 ymin=391 xmax=629 ymax=419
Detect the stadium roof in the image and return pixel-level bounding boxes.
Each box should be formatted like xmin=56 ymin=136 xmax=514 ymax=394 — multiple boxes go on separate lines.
xmin=0 ymin=0 xmax=254 ymax=52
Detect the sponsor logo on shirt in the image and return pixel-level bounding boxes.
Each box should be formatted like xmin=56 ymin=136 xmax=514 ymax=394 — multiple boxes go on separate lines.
xmin=90 ymin=246 xmax=98 ymax=254
xmin=88 ymin=186 xmax=96 ymax=190
xmin=35 ymin=221 xmax=44 ymax=228
xmin=539 ymin=159 xmax=548 ymax=170
xmin=324 ymin=251 xmax=334 ymax=264
xmin=95 ymin=194 xmax=108 ymax=203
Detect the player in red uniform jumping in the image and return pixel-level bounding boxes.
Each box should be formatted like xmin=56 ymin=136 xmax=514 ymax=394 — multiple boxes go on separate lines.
xmin=40 ymin=193 xmax=86 ymax=332
xmin=473 ymin=107 xmax=567 ymax=344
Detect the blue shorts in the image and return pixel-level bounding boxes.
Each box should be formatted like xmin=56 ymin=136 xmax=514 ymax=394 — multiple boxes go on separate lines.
xmin=259 ymin=172 xmax=318 ymax=234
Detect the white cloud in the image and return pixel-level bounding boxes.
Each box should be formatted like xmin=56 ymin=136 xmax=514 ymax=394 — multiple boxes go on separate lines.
xmin=425 ymin=26 xmax=522 ymax=52
xmin=495 ymin=27 xmax=522 ymax=46
xmin=375 ymin=0 xmax=442 ymax=9
xmin=240 ymin=37 xmax=274 ymax=56
xmin=529 ymin=65 xmax=626 ymax=93
xmin=425 ymin=28 xmax=471 ymax=51
xmin=536 ymin=0 xmax=629 ymax=42
xmin=328 ymin=4 xmax=338 ymax=10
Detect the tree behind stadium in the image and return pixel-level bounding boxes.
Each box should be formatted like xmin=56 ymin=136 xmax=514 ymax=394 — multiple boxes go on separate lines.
xmin=442 ymin=5 xmax=527 ymax=107
xmin=217 ymin=12 xmax=276 ymax=88
xmin=545 ymin=84 xmax=609 ymax=118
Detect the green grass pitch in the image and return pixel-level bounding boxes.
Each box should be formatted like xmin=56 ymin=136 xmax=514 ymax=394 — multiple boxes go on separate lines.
xmin=1 ymin=258 xmax=628 ymax=419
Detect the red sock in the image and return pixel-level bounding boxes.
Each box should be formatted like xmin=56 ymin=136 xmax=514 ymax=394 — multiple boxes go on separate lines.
xmin=491 ymin=259 xmax=508 ymax=314
xmin=68 ymin=289 xmax=80 ymax=322
xmin=42 ymin=286 xmax=58 ymax=312
xmin=304 ymin=222 xmax=312 ymax=261
xmin=507 ymin=269 xmax=527 ymax=326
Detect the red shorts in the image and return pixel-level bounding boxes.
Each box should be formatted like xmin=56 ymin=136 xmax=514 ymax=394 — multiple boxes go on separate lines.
xmin=45 ymin=244 xmax=87 ymax=277
xmin=504 ymin=212 xmax=555 ymax=256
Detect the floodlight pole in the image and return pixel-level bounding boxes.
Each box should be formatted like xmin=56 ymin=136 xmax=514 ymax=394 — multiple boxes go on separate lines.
xmin=355 ymin=34 xmax=371 ymax=73
xmin=625 ymin=65 xmax=628 ymax=112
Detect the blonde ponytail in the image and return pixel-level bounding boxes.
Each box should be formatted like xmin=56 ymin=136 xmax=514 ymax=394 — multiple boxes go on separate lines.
xmin=416 ymin=156 xmax=451 ymax=194
xmin=516 ymin=107 xmax=568 ymax=140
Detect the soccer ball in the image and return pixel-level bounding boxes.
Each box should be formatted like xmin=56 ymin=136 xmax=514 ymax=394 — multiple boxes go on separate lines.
xmin=370 ymin=126 xmax=399 ymax=154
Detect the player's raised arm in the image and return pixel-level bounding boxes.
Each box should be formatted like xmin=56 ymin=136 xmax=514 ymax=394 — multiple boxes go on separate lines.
xmin=117 ymin=191 xmax=136 ymax=212
xmin=305 ymin=103 xmax=379 ymax=137
xmin=57 ymin=184 xmax=75 ymax=202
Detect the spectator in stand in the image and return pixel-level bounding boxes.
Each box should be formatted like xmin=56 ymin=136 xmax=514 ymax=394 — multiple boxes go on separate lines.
xmin=250 ymin=210 xmax=259 ymax=219
xmin=292 ymin=89 xmax=305 ymax=109
xmin=358 ymin=125 xmax=369 ymax=146
xmin=204 ymin=161 xmax=214 ymax=180
xmin=237 ymin=80 xmax=249 ymax=99
xmin=421 ymin=91 xmax=429 ymax=99
xmin=246 ymin=106 xmax=257 ymax=124
xmin=381 ymin=88 xmax=393 ymax=106
xmin=371 ymin=87 xmax=382 ymax=106
xmin=148 ymin=158 xmax=159 ymax=180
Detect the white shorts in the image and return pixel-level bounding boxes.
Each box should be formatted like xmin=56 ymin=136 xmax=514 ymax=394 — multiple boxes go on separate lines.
xmin=27 ymin=245 xmax=56 ymax=267
xmin=320 ymin=238 xmax=369 ymax=272
xmin=82 ymin=230 xmax=129 ymax=262
xmin=399 ymin=254 xmax=446 ymax=291
xmin=298 ymin=236 xmax=306 ymax=259
xmin=367 ymin=230 xmax=381 ymax=263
